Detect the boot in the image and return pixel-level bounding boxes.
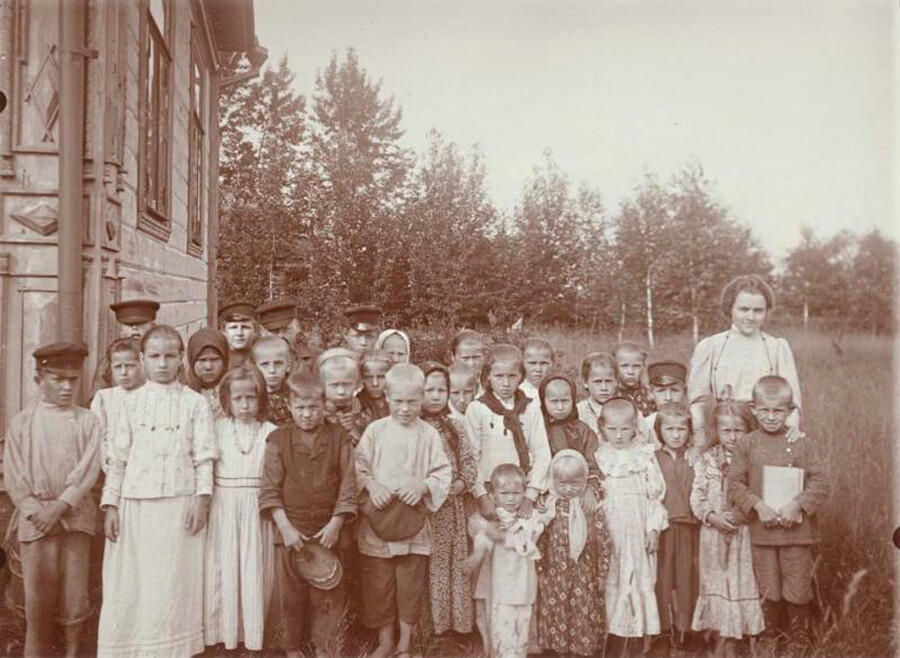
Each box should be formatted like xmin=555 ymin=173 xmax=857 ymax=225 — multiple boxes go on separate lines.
xmin=785 ymin=601 xmax=812 ymax=654
xmin=760 ymin=598 xmax=785 ymax=644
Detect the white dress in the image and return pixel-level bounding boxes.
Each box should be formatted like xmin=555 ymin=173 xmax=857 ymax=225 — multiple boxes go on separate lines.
xmin=597 ymin=442 xmax=669 ymax=637
xmin=203 ymin=418 xmax=277 ymax=650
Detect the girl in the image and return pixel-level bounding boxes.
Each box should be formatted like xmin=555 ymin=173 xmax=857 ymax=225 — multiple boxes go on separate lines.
xmin=465 ymin=344 xmax=552 ymax=520
xmin=595 ymin=397 xmax=668 ymax=656
xmin=375 ymin=328 xmax=411 ymax=364
xmin=537 ymin=450 xmax=611 ymax=657
xmin=188 ymin=327 xmax=229 ymax=419
xmin=90 ymin=338 xmax=144 ymax=473
xmin=690 ymin=401 xmax=764 ymax=658
xmin=419 ymin=361 xmax=479 ymax=636
xmin=357 ymin=348 xmax=393 ymax=426
xmin=98 ymin=325 xmax=217 ymax=658
xmin=576 ymin=352 xmax=619 ymax=437
xmin=653 ymin=403 xmax=700 ymax=652
xmin=203 ymin=367 xmax=277 ymax=652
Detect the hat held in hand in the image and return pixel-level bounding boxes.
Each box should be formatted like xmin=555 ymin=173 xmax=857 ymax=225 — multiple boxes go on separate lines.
xmin=293 ymin=542 xmax=342 ymax=591
xmin=362 ymin=494 xmax=426 ymax=542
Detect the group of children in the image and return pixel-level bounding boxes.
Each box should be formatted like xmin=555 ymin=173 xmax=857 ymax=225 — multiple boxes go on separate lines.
xmin=2 ymin=299 xmax=828 ymax=658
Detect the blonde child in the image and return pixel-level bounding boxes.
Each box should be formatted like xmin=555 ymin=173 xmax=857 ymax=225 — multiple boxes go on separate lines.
xmin=99 ymin=325 xmax=216 ymax=657
xmin=357 ymin=348 xmax=393 ymax=426
xmin=376 ymin=328 xmax=411 ymax=364
xmin=251 ymin=335 xmax=294 ymax=426
xmin=448 ymin=330 xmax=487 ymax=394
xmin=448 ymin=363 xmax=477 ymax=424
xmin=420 ymin=361 xmax=479 ymax=635
xmin=612 ymin=341 xmax=655 ymax=417
xmin=317 ymin=347 xmax=366 ymax=445
xmin=520 ymin=337 xmax=555 ymax=400
xmin=465 ymin=344 xmax=552 ymax=521
xmin=595 ymin=397 xmax=668 ymax=656
xmin=690 ymin=401 xmax=763 ymax=658
xmin=356 ymin=364 xmax=452 ymax=658
xmin=577 ymin=352 xmax=619 ymax=437
xmin=653 ymin=402 xmax=700 ymax=652
xmin=466 ymin=464 xmax=554 ymax=658
xmin=203 ymin=367 xmax=277 ymax=651
xmin=91 ymin=338 xmax=144 ymax=473
xmin=4 ymin=343 xmax=101 ymax=658
xmin=187 ymin=327 xmax=229 ymax=418
xmin=259 ymin=371 xmax=358 ymax=658
xmin=536 ymin=450 xmax=611 ymax=656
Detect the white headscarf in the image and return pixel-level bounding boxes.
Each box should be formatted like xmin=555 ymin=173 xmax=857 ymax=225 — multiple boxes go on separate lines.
xmin=375 ymin=329 xmax=411 ymax=363
xmin=549 ymin=449 xmax=589 ymax=562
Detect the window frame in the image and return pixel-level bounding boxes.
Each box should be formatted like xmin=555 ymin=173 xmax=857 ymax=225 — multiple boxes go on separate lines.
xmin=187 ymin=23 xmax=208 ymax=257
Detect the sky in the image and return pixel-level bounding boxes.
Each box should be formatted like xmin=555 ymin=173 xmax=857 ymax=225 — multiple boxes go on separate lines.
xmin=253 ymin=0 xmax=894 ymax=262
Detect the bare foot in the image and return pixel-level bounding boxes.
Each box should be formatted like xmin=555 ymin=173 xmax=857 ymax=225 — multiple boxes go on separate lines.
xmin=368 ymin=641 xmax=395 ymax=658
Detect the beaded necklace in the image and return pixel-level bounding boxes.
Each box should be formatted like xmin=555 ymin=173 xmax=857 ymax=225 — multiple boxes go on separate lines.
xmin=231 ymin=420 xmax=260 ymax=455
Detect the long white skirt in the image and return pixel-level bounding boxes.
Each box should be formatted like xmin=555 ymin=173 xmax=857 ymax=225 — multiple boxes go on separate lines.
xmin=203 ymin=487 xmax=275 ymax=650
xmin=98 ymin=497 xmax=205 ymax=658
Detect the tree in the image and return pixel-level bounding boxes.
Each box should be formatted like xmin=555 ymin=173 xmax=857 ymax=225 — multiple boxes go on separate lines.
xmin=849 ymin=229 xmax=896 ymax=334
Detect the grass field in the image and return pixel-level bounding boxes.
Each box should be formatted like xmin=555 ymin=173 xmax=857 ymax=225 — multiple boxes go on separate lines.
xmin=0 ymin=327 xmax=894 ymax=657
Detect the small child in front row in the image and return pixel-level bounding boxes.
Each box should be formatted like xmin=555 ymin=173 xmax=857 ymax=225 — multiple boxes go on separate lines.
xmin=520 ymin=337 xmax=555 ymax=400
xmin=728 ymin=376 xmax=829 ymax=644
xmin=91 ymin=338 xmax=144 ymax=473
xmin=466 ymin=464 xmax=554 ymax=658
xmin=4 ymin=343 xmax=102 ymax=658
xmin=653 ymin=402 xmax=700 ymax=653
xmin=356 ymin=364 xmax=452 ymax=658
xmin=259 ymin=371 xmax=358 ymax=658
xmin=204 ymin=367 xmax=277 ymax=652
xmin=536 ymin=450 xmax=611 ymax=657
xmin=577 ymin=352 xmax=619 ymax=438
xmin=357 ymin=348 xmax=392 ymax=427
xmin=251 ymin=335 xmax=294 ymax=426
xmin=690 ymin=401 xmax=763 ymax=658
xmin=595 ymin=397 xmax=668 ymax=657
xmin=187 ymin=327 xmax=229 ymax=418
xmin=448 ymin=363 xmax=478 ymax=425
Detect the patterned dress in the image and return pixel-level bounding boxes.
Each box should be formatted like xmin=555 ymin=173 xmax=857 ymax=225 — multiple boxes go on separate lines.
xmin=423 ymin=415 xmax=478 ymax=634
xmin=266 ymin=386 xmax=293 ymax=427
xmin=537 ymin=497 xmax=611 ymax=655
xmin=618 ymin=383 xmax=656 ymax=417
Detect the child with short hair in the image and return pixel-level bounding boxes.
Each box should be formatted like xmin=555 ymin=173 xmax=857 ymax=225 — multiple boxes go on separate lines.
xmin=577 ymin=352 xmax=619 ymax=437
xmin=259 ymin=371 xmax=358 ymax=658
xmin=644 ymin=360 xmax=688 ymax=448
xmin=343 ymin=304 xmax=382 ymax=354
xmin=99 ymin=325 xmax=217 ymax=657
xmin=595 ymin=397 xmax=668 ymax=655
xmin=691 ymin=401 xmax=763 ymax=658
xmin=536 ymin=450 xmax=611 ymax=656
xmin=251 ymin=335 xmax=294 ymax=426
xmin=220 ymin=301 xmax=258 ymax=369
xmin=420 ymin=361 xmax=479 ymax=636
xmin=466 ymin=463 xmax=554 ymax=658
xmin=653 ymin=402 xmax=700 ymax=652
xmin=357 ymin=348 xmax=393 ymax=427
xmin=448 ymin=330 xmax=488 ymax=393
xmin=447 ymin=363 xmax=477 ymax=424
xmin=355 ymin=364 xmax=452 ymax=658
xmin=376 ymin=329 xmax=411 ymax=364
xmin=465 ymin=344 xmax=552 ymax=521
xmin=520 ymin=337 xmax=555 ymax=400
xmin=317 ymin=348 xmax=367 ymax=445
xmin=188 ymin=327 xmax=229 ymax=419
xmin=204 ymin=367 xmax=277 ymax=652
xmin=728 ymin=376 xmax=828 ymax=644
xmin=91 ymin=338 xmax=144 ymax=473
xmin=4 ymin=342 xmax=102 ymax=658
xmin=612 ymin=341 xmax=655 ymax=417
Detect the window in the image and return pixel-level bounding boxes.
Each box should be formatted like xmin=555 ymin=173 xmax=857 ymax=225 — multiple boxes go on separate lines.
xmin=187 ymin=26 xmax=207 ymax=256
xmin=138 ymin=0 xmax=173 ymax=239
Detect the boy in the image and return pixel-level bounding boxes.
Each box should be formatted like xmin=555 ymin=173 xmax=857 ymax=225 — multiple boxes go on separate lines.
xmin=355 ymin=364 xmax=452 ymax=658
xmin=577 ymin=352 xmax=619 ymax=438
xmin=520 ymin=338 xmax=555 ymax=400
xmin=256 ymin=298 xmax=299 ymax=342
xmin=317 ymin=348 xmax=367 ymax=444
xmin=448 ymin=363 xmax=477 ymax=425
xmin=90 ymin=298 xmax=159 ymax=397
xmin=644 ymin=360 xmax=688 ymax=448
xmin=219 ymin=300 xmax=257 ymax=369
xmin=252 ymin=335 xmax=294 ymax=426
xmin=343 ymin=304 xmax=382 ymax=354
xmin=4 ymin=343 xmax=102 ymax=658
xmin=90 ymin=338 xmax=144 ymax=473
xmin=727 ymin=376 xmax=829 ymax=642
xmin=356 ymin=349 xmax=392 ymax=428
xmin=612 ymin=341 xmax=655 ymax=416
xmin=259 ymin=371 xmax=357 ymax=658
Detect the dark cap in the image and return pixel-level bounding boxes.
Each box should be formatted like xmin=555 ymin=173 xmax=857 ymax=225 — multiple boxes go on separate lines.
xmin=343 ymin=304 xmax=381 ymax=332
xmin=256 ymin=298 xmax=296 ymax=331
xmin=219 ymin=301 xmax=257 ymax=323
xmin=648 ymin=361 xmax=687 ymax=386
xmin=34 ymin=342 xmax=89 ymax=377
xmin=110 ymin=299 xmax=160 ymax=325
xmin=362 ymin=496 xmax=426 ymax=542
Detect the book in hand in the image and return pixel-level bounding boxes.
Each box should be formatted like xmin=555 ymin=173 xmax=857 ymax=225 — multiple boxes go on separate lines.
xmin=762 ymin=465 xmax=804 ymax=511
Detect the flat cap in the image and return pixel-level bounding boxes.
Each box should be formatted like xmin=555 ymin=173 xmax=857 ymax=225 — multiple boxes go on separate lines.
xmin=219 ymin=301 xmax=257 ymax=323
xmin=110 ymin=299 xmax=160 ymax=325
xmin=343 ymin=304 xmax=382 ymax=331
xmin=257 ymin=298 xmax=296 ymax=331
xmin=647 ymin=360 xmax=687 ymax=386
xmin=34 ymin=342 xmax=89 ymax=377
